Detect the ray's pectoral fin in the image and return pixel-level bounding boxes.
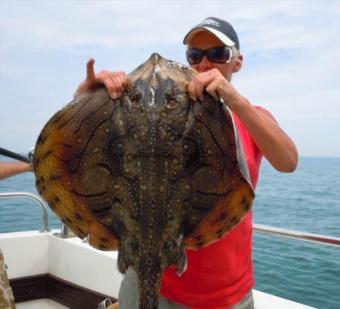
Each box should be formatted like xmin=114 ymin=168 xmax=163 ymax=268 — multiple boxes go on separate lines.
xmin=183 ymin=94 xmax=255 ymax=249
xmin=33 ymin=89 xmax=122 ymax=252
xmin=184 ymin=180 xmax=254 ymax=249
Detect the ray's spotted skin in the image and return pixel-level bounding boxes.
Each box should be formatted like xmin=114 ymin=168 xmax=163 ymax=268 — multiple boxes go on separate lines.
xmin=33 ymin=53 xmax=254 ymax=309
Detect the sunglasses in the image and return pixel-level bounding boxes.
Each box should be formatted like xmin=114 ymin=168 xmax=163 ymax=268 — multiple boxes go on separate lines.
xmin=186 ymin=47 xmax=233 ymax=65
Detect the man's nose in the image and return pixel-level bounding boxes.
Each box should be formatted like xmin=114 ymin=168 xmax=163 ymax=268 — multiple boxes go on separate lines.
xmin=197 ymin=56 xmax=213 ymax=72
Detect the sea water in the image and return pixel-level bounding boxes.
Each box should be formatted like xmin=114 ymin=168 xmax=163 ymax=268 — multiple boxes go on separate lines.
xmin=0 ymin=156 xmax=339 ymax=309
xmin=253 ymin=157 xmax=340 ymax=309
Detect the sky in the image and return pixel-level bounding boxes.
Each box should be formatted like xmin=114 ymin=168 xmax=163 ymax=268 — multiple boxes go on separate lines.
xmin=0 ymin=0 xmax=339 ymax=157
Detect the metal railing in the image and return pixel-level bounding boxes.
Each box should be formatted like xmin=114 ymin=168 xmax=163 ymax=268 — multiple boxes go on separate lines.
xmin=254 ymin=223 xmax=340 ymax=247
xmin=55 ymin=223 xmax=75 ymax=238
xmin=1 ymin=192 xmax=339 ymax=248
xmin=0 ymin=192 xmax=50 ymax=232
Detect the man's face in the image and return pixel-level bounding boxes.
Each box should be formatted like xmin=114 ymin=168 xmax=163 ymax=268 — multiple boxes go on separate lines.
xmin=188 ymin=31 xmax=242 ymax=81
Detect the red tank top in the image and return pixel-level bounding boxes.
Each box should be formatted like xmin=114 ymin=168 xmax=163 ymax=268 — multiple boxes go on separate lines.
xmin=160 ymin=107 xmax=263 ymax=309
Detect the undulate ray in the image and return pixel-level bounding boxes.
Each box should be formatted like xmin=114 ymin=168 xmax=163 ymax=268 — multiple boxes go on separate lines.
xmin=33 ymin=53 xmax=254 ymax=308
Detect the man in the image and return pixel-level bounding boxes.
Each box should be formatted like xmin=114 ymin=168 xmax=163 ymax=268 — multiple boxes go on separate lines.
xmin=76 ymin=17 xmax=298 ymax=309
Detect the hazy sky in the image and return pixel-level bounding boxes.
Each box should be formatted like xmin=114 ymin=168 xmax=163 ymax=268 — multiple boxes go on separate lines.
xmin=0 ymin=0 xmax=339 ymax=157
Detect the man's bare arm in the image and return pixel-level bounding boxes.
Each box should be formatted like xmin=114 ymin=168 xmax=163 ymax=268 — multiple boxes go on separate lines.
xmin=0 ymin=162 xmax=32 ymax=180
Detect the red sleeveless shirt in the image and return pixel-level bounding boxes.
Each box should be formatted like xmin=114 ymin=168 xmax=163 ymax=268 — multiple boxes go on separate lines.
xmin=160 ymin=108 xmax=263 ymax=309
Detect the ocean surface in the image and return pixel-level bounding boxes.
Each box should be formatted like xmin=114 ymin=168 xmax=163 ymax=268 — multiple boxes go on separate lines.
xmin=0 ymin=156 xmax=339 ymax=309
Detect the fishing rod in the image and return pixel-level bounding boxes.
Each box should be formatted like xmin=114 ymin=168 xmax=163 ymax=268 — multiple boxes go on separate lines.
xmin=0 ymin=147 xmax=32 ymax=163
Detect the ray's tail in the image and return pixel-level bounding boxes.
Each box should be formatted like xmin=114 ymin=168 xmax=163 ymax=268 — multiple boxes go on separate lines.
xmin=138 ymin=257 xmax=162 ymax=309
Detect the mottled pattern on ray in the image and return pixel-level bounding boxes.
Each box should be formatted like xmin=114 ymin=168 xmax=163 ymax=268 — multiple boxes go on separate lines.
xmin=33 ymin=53 xmax=254 ymax=309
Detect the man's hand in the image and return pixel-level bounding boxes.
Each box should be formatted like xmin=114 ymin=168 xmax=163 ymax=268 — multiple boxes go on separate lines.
xmin=74 ymin=58 xmax=129 ymax=99
xmin=187 ymin=68 xmax=241 ymax=108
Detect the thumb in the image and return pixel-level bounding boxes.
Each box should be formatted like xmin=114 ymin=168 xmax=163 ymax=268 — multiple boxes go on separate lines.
xmin=86 ymin=58 xmax=96 ymax=81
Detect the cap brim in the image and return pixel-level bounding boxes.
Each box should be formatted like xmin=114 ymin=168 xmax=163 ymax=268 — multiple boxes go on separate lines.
xmin=183 ymin=26 xmax=236 ymax=47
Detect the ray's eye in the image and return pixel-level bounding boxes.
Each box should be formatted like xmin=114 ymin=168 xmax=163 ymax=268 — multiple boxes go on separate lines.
xmin=167 ymin=99 xmax=177 ymax=109
xmin=129 ymin=87 xmax=142 ymax=102
xmin=166 ymin=93 xmax=187 ymax=109
xmin=165 ymin=93 xmax=177 ymax=109
xmin=134 ymin=90 xmax=142 ymax=101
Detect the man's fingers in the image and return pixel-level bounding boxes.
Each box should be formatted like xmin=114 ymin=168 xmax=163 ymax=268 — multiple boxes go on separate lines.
xmin=188 ymin=81 xmax=205 ymax=101
xmin=108 ymin=76 xmax=122 ymax=99
xmin=188 ymin=81 xmax=198 ymax=101
xmin=188 ymin=70 xmax=226 ymax=102
xmin=117 ymin=73 xmax=129 ymax=89
xmin=104 ymin=72 xmax=129 ymax=99
xmin=197 ymin=85 xmax=205 ymax=101
xmin=188 ymin=73 xmax=213 ymax=102
xmin=206 ymin=80 xmax=220 ymax=101
xmin=86 ymin=58 xmax=96 ymax=81
xmin=101 ymin=76 xmax=117 ymax=99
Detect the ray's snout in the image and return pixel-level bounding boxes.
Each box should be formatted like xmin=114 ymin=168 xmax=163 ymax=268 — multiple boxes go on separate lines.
xmin=148 ymin=52 xmax=163 ymax=64
xmin=126 ymin=53 xmax=195 ymax=108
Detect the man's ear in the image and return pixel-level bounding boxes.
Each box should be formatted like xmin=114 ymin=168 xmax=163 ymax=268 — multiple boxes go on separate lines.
xmin=232 ymin=54 xmax=243 ymax=73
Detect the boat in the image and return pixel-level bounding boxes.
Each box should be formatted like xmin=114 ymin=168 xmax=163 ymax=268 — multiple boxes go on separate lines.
xmin=1 ymin=192 xmax=339 ymax=309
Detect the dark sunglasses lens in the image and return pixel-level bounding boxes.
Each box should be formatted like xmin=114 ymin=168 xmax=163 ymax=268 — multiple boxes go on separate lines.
xmin=207 ymin=47 xmax=231 ymax=63
xmin=186 ymin=49 xmax=203 ymax=65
